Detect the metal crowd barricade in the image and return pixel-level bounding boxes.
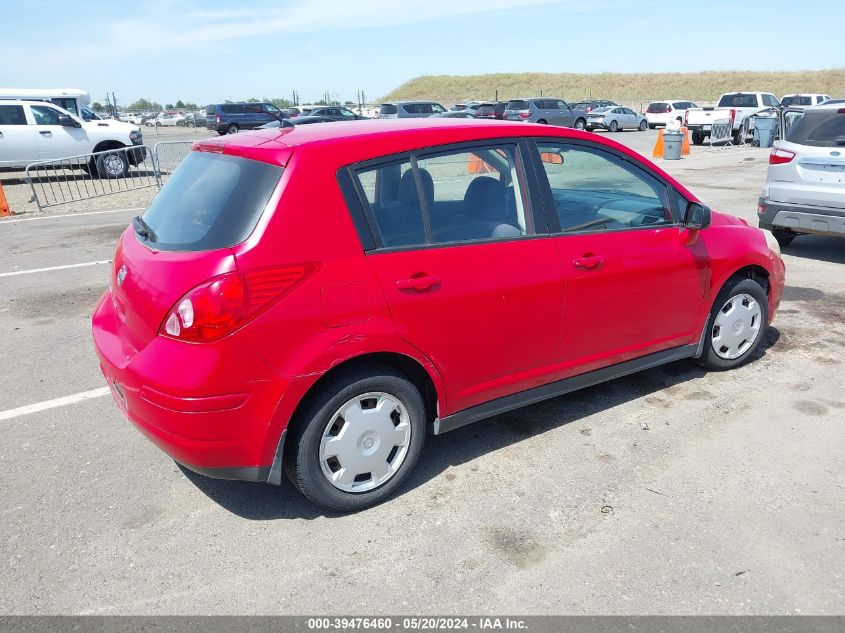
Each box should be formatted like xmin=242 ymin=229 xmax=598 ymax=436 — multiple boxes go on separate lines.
xmin=707 ymin=118 xmax=734 ymax=149
xmin=153 ymin=141 xmax=194 ymax=182
xmin=25 ymin=145 xmax=158 ymax=211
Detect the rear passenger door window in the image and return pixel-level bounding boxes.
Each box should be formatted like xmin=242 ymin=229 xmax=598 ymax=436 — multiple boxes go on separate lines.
xmin=353 ymin=143 xmax=534 ymax=249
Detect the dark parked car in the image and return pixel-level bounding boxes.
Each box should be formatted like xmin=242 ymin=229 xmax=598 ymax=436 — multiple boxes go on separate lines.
xmin=571 ymin=100 xmax=618 ymax=113
xmin=466 ymin=102 xmax=496 ymax=119
xmin=504 ymin=98 xmax=588 ymax=130
xmin=379 ymin=101 xmax=447 ymax=118
xmin=492 ymin=102 xmax=508 ymax=119
xmin=303 ymin=107 xmax=366 ymax=121
xmin=205 ymin=102 xmax=285 ymax=135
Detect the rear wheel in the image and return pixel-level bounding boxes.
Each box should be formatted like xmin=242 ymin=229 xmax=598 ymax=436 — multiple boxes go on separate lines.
xmin=692 ymin=131 xmax=706 ymax=145
xmin=772 ymin=227 xmax=796 ymax=248
xmin=609 ymin=120 xmax=618 ymax=132
xmin=697 ymin=278 xmax=768 ymax=371
xmin=638 ymin=119 xmax=648 ymax=131
xmin=227 ymin=124 xmax=239 ymax=134
xmin=285 ymin=365 xmax=427 ymax=512
xmin=574 ymin=118 xmax=586 ymax=131
xmin=537 ymin=119 xmax=548 ymax=125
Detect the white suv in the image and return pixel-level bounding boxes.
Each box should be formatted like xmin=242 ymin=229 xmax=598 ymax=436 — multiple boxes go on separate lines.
xmin=758 ymin=104 xmax=845 ymax=246
xmin=0 ymin=100 xmax=144 ymax=177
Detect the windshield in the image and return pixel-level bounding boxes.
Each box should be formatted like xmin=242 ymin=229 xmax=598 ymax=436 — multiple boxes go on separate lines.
xmin=718 ymin=94 xmax=759 ymax=108
xmin=141 ymin=153 xmax=282 ymax=252
xmin=785 ymin=110 xmax=845 ymax=147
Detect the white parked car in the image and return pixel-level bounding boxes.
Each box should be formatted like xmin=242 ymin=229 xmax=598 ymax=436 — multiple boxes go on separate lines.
xmin=780 ymin=94 xmax=833 ymax=108
xmin=0 ymin=100 xmax=144 ymax=177
xmin=757 ymin=103 xmax=845 ymax=247
xmin=645 ymin=100 xmax=699 ymax=128
xmin=147 ymin=113 xmax=185 ymax=127
xmin=119 ymin=111 xmax=145 ymax=125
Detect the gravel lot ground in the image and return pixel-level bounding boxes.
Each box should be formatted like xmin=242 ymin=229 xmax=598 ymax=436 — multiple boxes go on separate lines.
xmin=0 ymin=126 xmax=842 ymax=615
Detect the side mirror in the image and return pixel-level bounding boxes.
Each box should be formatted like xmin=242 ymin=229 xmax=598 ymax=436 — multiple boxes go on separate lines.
xmin=684 ymin=201 xmax=711 ymax=230
xmin=58 ymin=114 xmax=81 ymax=128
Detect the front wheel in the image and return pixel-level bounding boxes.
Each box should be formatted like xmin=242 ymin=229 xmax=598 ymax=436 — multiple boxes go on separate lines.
xmin=95 ymin=151 xmax=128 ymax=179
xmin=285 ymin=365 xmax=427 ymax=512
xmin=697 ymin=278 xmax=769 ymax=371
xmin=574 ymin=118 xmax=586 ymax=131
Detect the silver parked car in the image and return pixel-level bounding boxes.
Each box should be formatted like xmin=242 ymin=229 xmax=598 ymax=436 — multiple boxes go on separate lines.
xmin=586 ymin=106 xmax=648 ymax=132
xmin=757 ymin=103 xmax=845 ymax=247
xmin=379 ymin=101 xmax=447 ymax=118
xmin=503 ymin=98 xmax=588 ymax=130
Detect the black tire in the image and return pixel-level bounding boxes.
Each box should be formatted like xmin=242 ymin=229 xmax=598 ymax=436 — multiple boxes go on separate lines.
xmin=95 ymin=151 xmax=129 ymax=179
xmin=574 ymin=118 xmax=586 ymax=131
xmin=536 ymin=119 xmax=548 ymax=125
xmin=692 ymin=131 xmax=706 ymax=145
xmin=217 ymin=130 xmax=227 ymax=136
xmin=608 ymin=120 xmax=618 ymax=132
xmin=638 ymin=119 xmax=648 ymax=131
xmin=226 ymin=124 xmax=239 ymax=134
xmin=697 ymin=277 xmax=769 ymax=371
xmin=285 ymin=364 xmax=427 ymax=512
xmin=648 ymin=124 xmax=656 ymax=129
xmin=772 ymin=227 xmax=796 ymax=248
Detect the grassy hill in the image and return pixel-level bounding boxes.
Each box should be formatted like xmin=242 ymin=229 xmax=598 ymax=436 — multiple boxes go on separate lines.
xmin=380 ymin=69 xmax=845 ymax=108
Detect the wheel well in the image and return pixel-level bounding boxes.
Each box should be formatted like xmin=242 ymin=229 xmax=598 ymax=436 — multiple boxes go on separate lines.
xmin=726 ymin=265 xmax=770 ymax=295
xmin=92 ymin=140 xmax=125 ymax=153
xmin=288 ymin=353 xmax=439 ymax=431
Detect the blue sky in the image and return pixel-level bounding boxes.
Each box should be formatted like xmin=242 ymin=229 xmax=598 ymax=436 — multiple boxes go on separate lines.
xmin=2 ymin=0 xmax=842 ymax=106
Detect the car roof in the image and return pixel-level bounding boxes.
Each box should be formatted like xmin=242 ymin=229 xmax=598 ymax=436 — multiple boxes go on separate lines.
xmin=0 ymin=99 xmax=67 ymax=106
xmin=804 ymin=103 xmax=845 ymax=111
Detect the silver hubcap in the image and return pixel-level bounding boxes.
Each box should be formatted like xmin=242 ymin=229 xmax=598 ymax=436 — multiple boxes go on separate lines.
xmin=103 ymin=154 xmax=123 ymax=176
xmin=711 ymin=293 xmax=762 ymax=360
xmin=319 ymin=392 xmax=412 ymax=493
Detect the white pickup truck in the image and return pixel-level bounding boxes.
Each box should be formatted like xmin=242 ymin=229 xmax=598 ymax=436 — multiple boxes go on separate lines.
xmin=0 ymin=100 xmax=144 ymax=177
xmin=685 ymin=91 xmax=780 ymax=145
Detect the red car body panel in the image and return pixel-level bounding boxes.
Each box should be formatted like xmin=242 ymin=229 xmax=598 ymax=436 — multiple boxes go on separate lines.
xmin=92 ymin=119 xmax=785 ymax=477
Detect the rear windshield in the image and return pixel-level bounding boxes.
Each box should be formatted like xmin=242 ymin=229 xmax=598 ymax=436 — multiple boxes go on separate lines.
xmin=781 ymin=96 xmax=812 ymax=107
xmin=379 ymin=104 xmax=398 ymax=115
xmin=507 ymin=100 xmax=529 ymax=110
xmin=140 ymin=153 xmax=282 ymax=252
xmin=647 ymin=102 xmax=670 ymax=113
xmin=205 ymin=105 xmax=215 ymax=115
xmin=474 ymin=105 xmax=494 ymax=114
xmin=718 ymin=94 xmax=759 ymax=108
xmin=785 ymin=110 xmax=845 ymax=147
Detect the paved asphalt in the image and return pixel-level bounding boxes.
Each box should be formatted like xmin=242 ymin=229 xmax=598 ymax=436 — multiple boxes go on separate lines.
xmin=0 ymin=132 xmax=843 ymax=615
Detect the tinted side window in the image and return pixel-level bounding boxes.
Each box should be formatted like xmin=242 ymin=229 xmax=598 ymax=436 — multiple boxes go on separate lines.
xmin=762 ymin=94 xmax=780 ymax=107
xmin=353 ymin=144 xmax=533 ymax=248
xmin=534 ymin=142 xmax=672 ymax=233
xmin=556 ymin=101 xmax=568 ymax=110
xmin=31 ymin=105 xmax=62 ymax=125
xmin=220 ymin=104 xmax=244 ymax=114
xmin=0 ymin=105 xmax=26 ymax=125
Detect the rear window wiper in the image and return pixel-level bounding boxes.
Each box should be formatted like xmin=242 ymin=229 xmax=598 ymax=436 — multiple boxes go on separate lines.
xmin=132 ymin=215 xmax=157 ymax=242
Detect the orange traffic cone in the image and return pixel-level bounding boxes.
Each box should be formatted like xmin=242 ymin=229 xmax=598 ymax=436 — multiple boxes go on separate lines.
xmin=0 ymin=180 xmax=13 ymax=217
xmin=680 ymin=126 xmax=691 ymax=156
xmin=652 ymin=129 xmax=665 ymax=159
xmin=467 ymin=155 xmax=494 ymax=174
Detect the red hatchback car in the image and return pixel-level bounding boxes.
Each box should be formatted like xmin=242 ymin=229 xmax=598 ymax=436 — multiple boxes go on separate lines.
xmin=92 ymin=119 xmax=785 ymax=511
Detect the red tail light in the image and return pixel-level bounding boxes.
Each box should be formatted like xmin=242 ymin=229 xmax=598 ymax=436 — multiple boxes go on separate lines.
xmin=160 ymin=264 xmax=317 ymax=342
xmin=729 ymin=109 xmax=736 ymax=125
xmin=519 ymin=111 xmax=531 ymax=119
xmin=769 ymin=148 xmax=796 ymax=165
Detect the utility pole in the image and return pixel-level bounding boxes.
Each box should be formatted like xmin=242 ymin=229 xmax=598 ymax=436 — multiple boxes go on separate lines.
xmin=112 ymin=92 xmax=118 ymax=117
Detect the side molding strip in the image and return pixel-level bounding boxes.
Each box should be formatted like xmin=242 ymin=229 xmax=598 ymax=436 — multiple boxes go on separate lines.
xmin=433 ymin=344 xmax=698 ymax=435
